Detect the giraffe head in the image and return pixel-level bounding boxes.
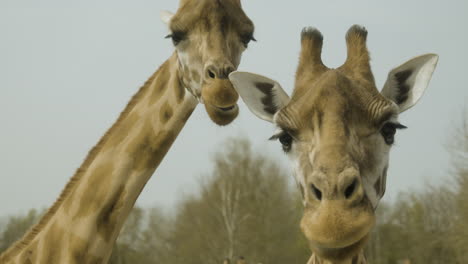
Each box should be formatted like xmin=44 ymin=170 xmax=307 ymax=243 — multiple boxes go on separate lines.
xmin=229 ymin=26 xmax=438 ymax=261
xmin=161 ymin=0 xmax=254 ymax=125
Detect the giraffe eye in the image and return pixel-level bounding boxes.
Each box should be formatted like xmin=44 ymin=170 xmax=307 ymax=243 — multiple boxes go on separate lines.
xmin=278 ymin=132 xmax=293 ymax=152
xmin=241 ymin=33 xmax=256 ymax=47
xmin=269 ymin=130 xmax=294 ymax=152
xmin=381 ymin=122 xmax=407 ymax=145
xmin=165 ymin=31 xmax=186 ymax=46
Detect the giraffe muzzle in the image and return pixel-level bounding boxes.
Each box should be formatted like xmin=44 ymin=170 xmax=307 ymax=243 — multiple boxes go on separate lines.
xmin=300 ymin=199 xmax=375 ymax=261
xmin=201 ymin=78 xmax=240 ymax=125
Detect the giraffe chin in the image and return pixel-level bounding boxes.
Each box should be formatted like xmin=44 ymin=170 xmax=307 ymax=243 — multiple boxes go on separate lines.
xmin=300 ymin=199 xmax=375 ymax=261
xmin=204 ymin=103 xmax=239 ymax=126
xmin=201 ymin=79 xmax=240 ymax=126
xmin=310 ymin=234 xmax=370 ymax=262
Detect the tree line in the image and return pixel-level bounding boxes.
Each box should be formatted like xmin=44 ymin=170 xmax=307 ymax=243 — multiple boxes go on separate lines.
xmin=1 ymin=115 xmax=467 ymax=264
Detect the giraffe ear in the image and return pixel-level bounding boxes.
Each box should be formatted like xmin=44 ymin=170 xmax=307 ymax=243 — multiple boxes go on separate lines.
xmin=229 ymin=71 xmax=290 ymax=123
xmin=160 ymin=10 xmax=174 ymax=25
xmin=381 ymin=54 xmax=439 ymax=113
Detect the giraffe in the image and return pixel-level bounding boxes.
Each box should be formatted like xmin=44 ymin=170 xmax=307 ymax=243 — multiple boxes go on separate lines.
xmin=229 ymin=25 xmax=438 ymax=264
xmin=0 ymin=1 xmax=254 ymax=263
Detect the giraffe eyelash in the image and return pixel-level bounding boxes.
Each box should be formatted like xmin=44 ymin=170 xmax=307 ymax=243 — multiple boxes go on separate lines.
xmin=269 ymin=129 xmax=294 ymax=153
xmin=269 ymin=130 xmax=283 ymax=141
xmin=165 ymin=31 xmax=187 ymax=45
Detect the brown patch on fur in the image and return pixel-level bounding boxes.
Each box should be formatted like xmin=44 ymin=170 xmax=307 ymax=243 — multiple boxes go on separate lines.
xmin=96 ymin=185 xmax=126 ymax=242
xmin=74 ymin=162 xmax=115 ymax=219
xmin=0 ymin=57 xmax=177 ymax=261
xmin=160 ymin=101 xmax=174 ymax=124
xmin=149 ymin=130 xmax=178 ymax=168
xmin=126 ymin=135 xmax=154 ymax=172
xmin=70 ymin=234 xmax=88 ymax=263
xmin=69 ymin=229 xmax=104 ymax=263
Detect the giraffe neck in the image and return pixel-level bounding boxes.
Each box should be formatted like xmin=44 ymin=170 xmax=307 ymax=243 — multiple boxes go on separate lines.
xmin=308 ymin=252 xmax=367 ymax=264
xmin=0 ymin=53 xmax=198 ymax=264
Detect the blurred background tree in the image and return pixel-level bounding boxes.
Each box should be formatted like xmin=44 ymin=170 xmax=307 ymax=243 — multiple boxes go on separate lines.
xmin=157 ymin=138 xmax=309 ymax=264
xmin=0 ymin=209 xmax=42 ymax=254
xmin=366 ymin=111 xmax=468 ymax=264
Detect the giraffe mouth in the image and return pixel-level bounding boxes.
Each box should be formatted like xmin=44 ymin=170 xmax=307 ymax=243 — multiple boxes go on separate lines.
xmin=311 ymin=234 xmax=369 ymax=261
xmin=300 ymin=199 xmax=375 ymax=260
xmin=201 ymin=79 xmax=240 ymax=125
xmin=217 ymin=105 xmax=236 ymax=112
xmin=204 ymin=103 xmax=239 ymax=126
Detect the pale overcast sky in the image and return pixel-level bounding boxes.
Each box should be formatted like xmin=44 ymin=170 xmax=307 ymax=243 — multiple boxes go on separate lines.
xmin=1 ymin=0 xmax=467 ymax=217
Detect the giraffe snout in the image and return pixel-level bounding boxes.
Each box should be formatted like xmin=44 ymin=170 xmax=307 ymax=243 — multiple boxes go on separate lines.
xmin=204 ymin=62 xmax=235 ymax=80
xmin=308 ymin=167 xmax=364 ymax=203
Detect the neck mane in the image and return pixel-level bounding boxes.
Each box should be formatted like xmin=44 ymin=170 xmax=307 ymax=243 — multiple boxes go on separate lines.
xmin=1 ymin=53 xmax=198 ymax=263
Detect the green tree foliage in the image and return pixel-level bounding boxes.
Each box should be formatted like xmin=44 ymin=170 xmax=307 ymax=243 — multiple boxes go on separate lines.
xmin=449 ymin=113 xmax=468 ymax=263
xmin=158 ymin=138 xmax=309 ymax=264
xmin=109 ymin=137 xmax=310 ymax=264
xmin=366 ymin=188 xmax=458 ymax=264
xmin=0 ymin=209 xmax=42 ymax=253
xmin=366 ymin=112 xmax=468 ymax=264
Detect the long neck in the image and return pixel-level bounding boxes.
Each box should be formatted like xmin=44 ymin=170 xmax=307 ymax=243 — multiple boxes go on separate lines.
xmin=308 ymin=252 xmax=367 ymax=264
xmin=0 ymin=53 xmax=198 ymax=264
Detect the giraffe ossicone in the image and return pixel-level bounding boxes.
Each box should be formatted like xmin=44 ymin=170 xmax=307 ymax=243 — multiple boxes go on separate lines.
xmin=0 ymin=1 xmax=254 ymax=263
xmin=230 ymin=25 xmax=438 ymax=264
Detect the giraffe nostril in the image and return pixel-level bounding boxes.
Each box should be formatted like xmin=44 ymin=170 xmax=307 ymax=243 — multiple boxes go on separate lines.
xmin=311 ymin=184 xmax=322 ymax=201
xmin=344 ymin=179 xmax=357 ymax=199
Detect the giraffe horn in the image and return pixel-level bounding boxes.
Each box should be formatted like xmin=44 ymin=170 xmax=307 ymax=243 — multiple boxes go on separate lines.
xmin=296 ymin=27 xmax=328 ymax=84
xmin=341 ymin=25 xmax=374 ymax=83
